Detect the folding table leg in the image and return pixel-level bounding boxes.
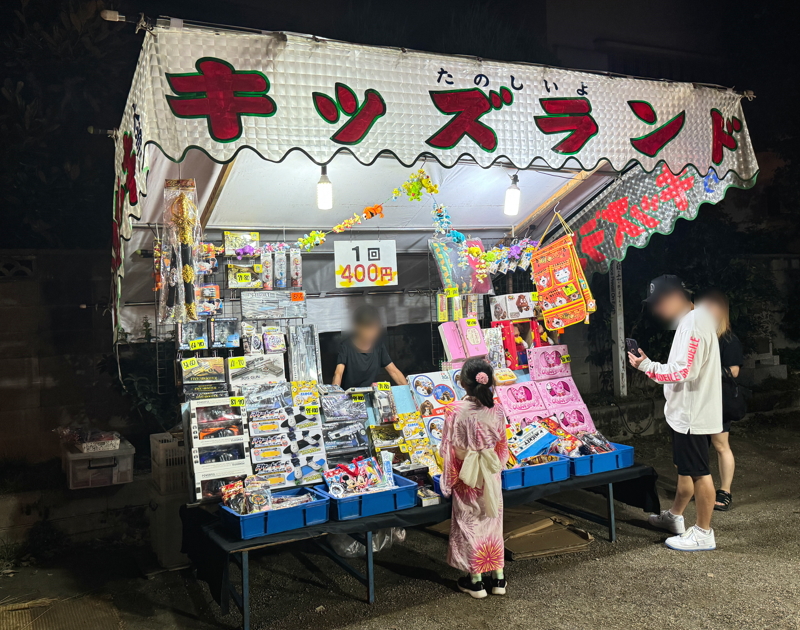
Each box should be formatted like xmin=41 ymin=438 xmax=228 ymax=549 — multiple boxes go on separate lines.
xmin=241 ymin=551 xmax=250 ymax=630
xmin=365 ymin=531 xmax=375 ymax=604
xmin=607 ymin=483 xmax=617 ymax=543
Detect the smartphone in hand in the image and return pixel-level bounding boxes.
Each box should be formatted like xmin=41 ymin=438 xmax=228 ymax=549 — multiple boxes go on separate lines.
xmin=625 ymin=338 xmax=641 ymax=356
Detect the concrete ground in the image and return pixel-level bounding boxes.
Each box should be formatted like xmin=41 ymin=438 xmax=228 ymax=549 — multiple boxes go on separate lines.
xmin=1 ymin=412 xmax=799 ymax=630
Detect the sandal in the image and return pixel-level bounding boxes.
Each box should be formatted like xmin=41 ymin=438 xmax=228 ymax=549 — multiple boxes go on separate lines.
xmin=714 ymin=489 xmax=732 ymax=512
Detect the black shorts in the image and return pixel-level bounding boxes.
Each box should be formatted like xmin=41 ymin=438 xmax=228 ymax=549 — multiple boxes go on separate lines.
xmin=671 ymin=428 xmax=712 ymax=477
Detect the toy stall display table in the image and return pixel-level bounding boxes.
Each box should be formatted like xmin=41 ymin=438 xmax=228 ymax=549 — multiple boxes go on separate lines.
xmin=182 ymin=463 xmax=658 ymax=630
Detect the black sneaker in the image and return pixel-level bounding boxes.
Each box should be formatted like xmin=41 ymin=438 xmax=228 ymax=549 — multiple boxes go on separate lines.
xmin=457 ymin=576 xmax=487 ymax=599
xmin=490 ymin=577 xmax=507 ymax=595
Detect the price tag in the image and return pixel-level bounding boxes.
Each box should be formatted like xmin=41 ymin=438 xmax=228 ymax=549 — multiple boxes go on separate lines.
xmin=531 ymin=291 xmax=539 ymax=301
xmin=290 ymin=292 xmax=305 ymax=302
xmin=444 ymin=287 xmax=459 ymax=298
xmin=465 ymin=318 xmax=478 ymax=327
xmin=563 ymin=284 xmax=577 ymax=296
xmin=333 ymin=240 xmax=398 ymax=289
xmin=229 ymin=397 xmax=245 ymax=407
xmin=376 ymin=382 xmax=391 ymax=391
xmin=250 ymin=232 xmax=260 ymax=241
xmin=351 ymin=393 xmax=365 ymax=402
xmin=228 ymin=357 xmax=246 ymax=370
xmin=305 ymin=405 xmax=320 ymax=415
xmin=181 ymin=357 xmax=198 ymax=370
xmin=253 ymin=264 xmax=263 ymax=273
xmin=189 ymin=338 xmax=207 ymax=350
xmin=236 ymin=272 xmax=252 ymax=283
xmin=560 ymin=354 xmax=572 ymax=364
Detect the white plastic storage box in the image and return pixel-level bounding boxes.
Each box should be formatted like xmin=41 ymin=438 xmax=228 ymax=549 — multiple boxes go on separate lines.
xmin=62 ymin=439 xmax=135 ymax=489
xmin=150 ymin=433 xmax=188 ymax=494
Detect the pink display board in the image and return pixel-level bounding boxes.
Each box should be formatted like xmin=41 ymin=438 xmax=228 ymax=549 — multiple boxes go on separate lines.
xmin=552 ymin=404 xmax=596 ymax=434
xmin=535 ymin=377 xmax=582 ymax=408
xmin=495 ymin=381 xmax=548 ymax=419
xmin=527 ymin=344 xmax=572 ymax=381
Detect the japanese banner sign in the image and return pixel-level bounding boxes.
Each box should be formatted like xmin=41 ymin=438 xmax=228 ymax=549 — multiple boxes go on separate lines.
xmin=333 ymin=240 xmax=398 ymax=288
xmin=563 ymin=163 xmax=756 ymax=276
xmin=114 ymin=28 xmax=758 ymax=246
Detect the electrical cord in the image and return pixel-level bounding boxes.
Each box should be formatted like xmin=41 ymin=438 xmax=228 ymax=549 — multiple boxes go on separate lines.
xmin=610 ymin=397 xmax=654 ymax=436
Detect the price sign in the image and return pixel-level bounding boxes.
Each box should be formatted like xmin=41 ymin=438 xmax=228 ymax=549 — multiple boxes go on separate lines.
xmin=351 ymin=393 xmax=365 ymax=402
xmin=236 ymin=272 xmax=252 ymax=283
xmin=531 ymin=291 xmax=539 ymax=301
xmin=290 ymin=291 xmax=305 ymax=302
xmin=563 ymin=284 xmax=577 ymax=296
xmin=444 ymin=287 xmax=459 ymax=298
xmin=253 ymin=264 xmax=263 ymax=273
xmin=228 ymin=357 xmax=246 ymax=370
xmin=181 ymin=357 xmax=198 ymax=370
xmin=189 ymin=338 xmax=207 ymax=350
xmin=305 ymin=405 xmax=320 ymax=415
xmin=250 ymin=232 xmax=260 ymax=241
xmin=465 ymin=318 xmax=478 ymax=327
xmin=376 ymin=382 xmax=391 ymax=391
xmin=229 ymin=397 xmax=245 ymax=407
xmin=560 ymin=354 xmax=572 ymax=364
xmin=334 ymin=240 xmax=398 ymax=288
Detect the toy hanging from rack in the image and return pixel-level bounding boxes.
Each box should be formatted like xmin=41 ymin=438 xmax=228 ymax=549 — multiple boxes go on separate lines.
xmin=158 ymin=179 xmax=201 ymax=323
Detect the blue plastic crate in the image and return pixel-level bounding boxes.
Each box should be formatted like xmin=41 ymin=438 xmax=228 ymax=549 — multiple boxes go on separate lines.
xmin=502 ymin=456 xmax=571 ymax=490
xmin=569 ymin=443 xmax=635 ymax=476
xmin=219 ymin=486 xmax=330 ymax=540
xmin=317 ymin=475 xmax=418 ymax=521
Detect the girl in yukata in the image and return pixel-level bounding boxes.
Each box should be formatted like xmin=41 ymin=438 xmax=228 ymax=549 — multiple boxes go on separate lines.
xmin=440 ymin=357 xmax=509 ymax=599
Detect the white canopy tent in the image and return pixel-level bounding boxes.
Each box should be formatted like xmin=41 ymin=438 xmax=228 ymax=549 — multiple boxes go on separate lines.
xmin=111 ymin=18 xmax=758 ymax=338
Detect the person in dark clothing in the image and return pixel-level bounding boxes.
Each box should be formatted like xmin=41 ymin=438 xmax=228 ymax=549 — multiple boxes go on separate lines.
xmin=332 ymin=304 xmax=407 ymax=389
xmin=698 ymin=290 xmax=744 ymax=511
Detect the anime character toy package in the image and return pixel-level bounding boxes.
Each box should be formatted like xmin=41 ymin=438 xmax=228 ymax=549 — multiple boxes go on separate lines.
xmin=527 ymin=344 xmax=572 ymax=381
xmin=372 ymin=382 xmax=398 ymax=424
xmin=495 ymin=381 xmax=548 ymax=421
xmin=322 ymin=456 xmax=390 ymax=498
xmin=554 ymin=404 xmax=596 ymax=435
xmin=535 ymin=377 xmax=584 ymax=409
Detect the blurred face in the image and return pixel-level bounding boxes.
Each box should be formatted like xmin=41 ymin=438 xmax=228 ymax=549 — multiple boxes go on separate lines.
xmin=699 ymin=298 xmax=724 ymax=325
xmin=354 ymin=321 xmax=381 ymax=345
xmin=651 ymin=290 xmax=689 ymax=322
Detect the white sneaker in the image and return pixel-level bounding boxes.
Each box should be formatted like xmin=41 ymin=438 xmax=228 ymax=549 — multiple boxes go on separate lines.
xmin=648 ymin=510 xmax=686 ymax=534
xmin=665 ymin=525 xmax=716 ymax=551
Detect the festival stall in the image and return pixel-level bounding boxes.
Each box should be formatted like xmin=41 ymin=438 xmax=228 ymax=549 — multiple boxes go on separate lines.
xmin=105 ymin=14 xmax=758 ymax=623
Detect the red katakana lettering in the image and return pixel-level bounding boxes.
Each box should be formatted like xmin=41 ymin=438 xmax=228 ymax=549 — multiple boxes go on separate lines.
xmin=534 ymin=97 xmax=598 ymax=154
xmin=313 ymin=83 xmax=387 ymax=145
xmin=599 ymin=198 xmax=645 ymax=247
xmin=627 ymin=101 xmax=686 ymax=157
xmin=578 ymin=218 xmax=606 ymax=262
xmin=121 ymin=132 xmax=138 ymax=206
xmin=656 ymin=164 xmax=695 ymax=212
xmin=710 ymin=108 xmax=742 ymax=165
xmin=166 ymin=58 xmax=277 ymax=142
xmin=628 ymin=194 xmax=661 ymax=229
xmin=426 ymin=87 xmax=513 ymax=152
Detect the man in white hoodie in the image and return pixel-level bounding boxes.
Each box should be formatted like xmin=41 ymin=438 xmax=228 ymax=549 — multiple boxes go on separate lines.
xmin=628 ymin=275 xmax=722 ymax=551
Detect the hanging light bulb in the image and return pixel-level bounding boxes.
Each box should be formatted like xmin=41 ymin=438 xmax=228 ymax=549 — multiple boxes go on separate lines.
xmin=504 ymin=173 xmax=520 ymax=216
xmin=317 ymin=165 xmax=333 ymax=210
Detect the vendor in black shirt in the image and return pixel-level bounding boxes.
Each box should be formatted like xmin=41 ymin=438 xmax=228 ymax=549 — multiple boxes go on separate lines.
xmin=333 ymin=304 xmax=408 ymax=389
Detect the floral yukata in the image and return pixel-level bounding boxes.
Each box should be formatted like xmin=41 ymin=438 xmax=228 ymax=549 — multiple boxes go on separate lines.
xmin=440 ymin=401 xmax=509 ymax=575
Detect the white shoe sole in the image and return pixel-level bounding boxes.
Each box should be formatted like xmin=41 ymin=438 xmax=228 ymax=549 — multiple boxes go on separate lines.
xmin=665 ymin=542 xmax=716 ymax=551
xmin=492 ymin=587 xmax=506 ymax=595
xmin=458 ymin=585 xmax=487 ymax=599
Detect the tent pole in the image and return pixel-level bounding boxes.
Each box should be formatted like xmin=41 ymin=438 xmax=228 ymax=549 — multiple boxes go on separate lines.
xmin=609 ymin=260 xmax=627 ymax=397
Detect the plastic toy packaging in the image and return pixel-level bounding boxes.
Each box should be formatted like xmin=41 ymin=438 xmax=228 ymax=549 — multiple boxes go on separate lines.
xmin=222 ymin=480 xmax=246 ymax=514
xmin=244 ymin=475 xmax=273 ymax=513
xmin=260 ymin=253 xmax=274 ymax=290
xmin=241 ymin=321 xmax=263 ymax=355
xmin=197 ymin=242 xmax=219 ymax=275
xmin=195 ymin=284 xmax=223 ymax=317
xmin=224 ymin=231 xmax=260 ymax=257
xmin=288 ymin=325 xmax=322 ymax=382
xmin=274 ymin=252 xmax=287 ymax=289
xmin=290 ymin=249 xmax=303 ymax=289
xmin=227 ymin=263 xmax=263 ymax=289
xmin=372 ymin=383 xmax=398 ymax=424
xmin=321 ymin=393 xmax=368 ymax=421
xmin=159 ymin=179 xmax=201 ymax=323
xmin=577 ymin=431 xmax=615 ymax=454
xmin=263 ymin=330 xmax=286 ymax=353
xmin=209 ymin=317 xmax=240 ymax=349
xmin=322 ymin=456 xmax=389 ymax=497
xmin=177 ymin=320 xmax=208 ymax=350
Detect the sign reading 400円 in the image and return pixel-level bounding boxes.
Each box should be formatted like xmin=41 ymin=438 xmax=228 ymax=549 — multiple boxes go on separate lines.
xmin=334 ymin=240 xmax=398 ymax=288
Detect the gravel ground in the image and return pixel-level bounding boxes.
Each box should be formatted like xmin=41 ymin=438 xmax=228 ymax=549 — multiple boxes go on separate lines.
xmin=2 ymin=414 xmax=799 ymax=630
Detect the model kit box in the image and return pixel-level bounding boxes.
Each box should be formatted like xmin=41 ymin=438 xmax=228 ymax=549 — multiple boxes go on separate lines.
xmin=322 ymin=422 xmax=369 ymax=452
xmin=239 ymin=382 xmax=293 ymax=410
xmin=251 ymin=430 xmax=324 ymax=464
xmin=248 ymin=406 xmax=321 ymax=435
xmin=191 ymin=442 xmax=251 ymax=476
xmin=181 ymin=357 xmax=225 ymax=384
xmin=241 ymin=290 xmax=307 ymax=320
xmin=228 ymin=354 xmax=286 ymax=387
